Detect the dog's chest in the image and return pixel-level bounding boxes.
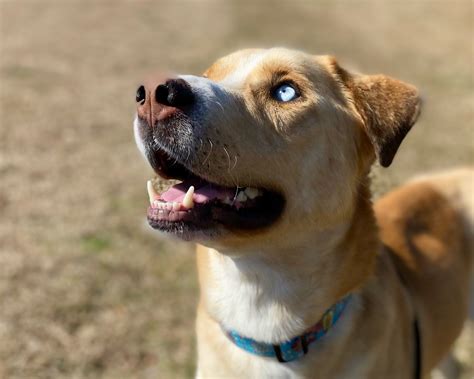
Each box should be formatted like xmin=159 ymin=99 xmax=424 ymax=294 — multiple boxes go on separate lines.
xmin=204 ymin=253 xmax=315 ymax=344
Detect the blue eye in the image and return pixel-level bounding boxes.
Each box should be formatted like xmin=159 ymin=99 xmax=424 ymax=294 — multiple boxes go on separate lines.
xmin=273 ymin=83 xmax=299 ymax=102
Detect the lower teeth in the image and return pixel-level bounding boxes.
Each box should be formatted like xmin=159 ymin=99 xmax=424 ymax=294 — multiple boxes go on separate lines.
xmin=152 ymin=200 xmax=185 ymax=211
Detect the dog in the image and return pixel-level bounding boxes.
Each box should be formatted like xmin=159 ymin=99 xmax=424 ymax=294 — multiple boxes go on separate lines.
xmin=133 ymin=48 xmax=473 ymax=378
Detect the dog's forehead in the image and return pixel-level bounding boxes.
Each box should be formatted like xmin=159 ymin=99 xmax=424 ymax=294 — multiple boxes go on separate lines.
xmin=203 ymin=49 xmax=266 ymax=84
xmin=204 ymin=49 xmax=328 ymax=87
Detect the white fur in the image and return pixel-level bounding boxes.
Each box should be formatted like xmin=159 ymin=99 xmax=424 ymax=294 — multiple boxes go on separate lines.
xmin=206 ymin=249 xmax=307 ymax=343
xmin=133 ymin=115 xmax=147 ymax=159
xmin=204 ymin=222 xmax=352 ymax=344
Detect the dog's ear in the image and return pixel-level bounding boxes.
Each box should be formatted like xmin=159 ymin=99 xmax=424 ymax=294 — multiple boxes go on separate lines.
xmin=331 ymin=61 xmax=422 ymax=167
xmin=350 ymin=74 xmax=421 ymax=167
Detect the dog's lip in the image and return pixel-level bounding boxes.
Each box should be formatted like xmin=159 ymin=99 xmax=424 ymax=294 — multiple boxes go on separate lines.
xmin=147 ymin=177 xmax=264 ymax=207
xmin=146 ymin=188 xmax=285 ymax=235
xmin=144 ymin=148 xmax=285 ymax=235
xmin=146 ymin=177 xmax=280 ymax=219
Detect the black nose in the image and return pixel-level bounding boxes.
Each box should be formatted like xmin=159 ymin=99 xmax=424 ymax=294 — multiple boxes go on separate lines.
xmin=155 ymin=78 xmax=194 ymax=108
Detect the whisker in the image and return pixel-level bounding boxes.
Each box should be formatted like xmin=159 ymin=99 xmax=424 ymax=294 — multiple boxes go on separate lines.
xmin=232 ymin=186 xmax=240 ymax=205
xmin=231 ymin=155 xmax=238 ymax=171
xmin=199 ymin=138 xmax=203 ymax=152
xmin=223 ymin=146 xmax=232 ymax=171
xmin=211 ymin=99 xmax=226 ymax=113
xmin=185 ymin=145 xmax=191 ymax=163
xmin=202 ymin=138 xmax=214 ymax=166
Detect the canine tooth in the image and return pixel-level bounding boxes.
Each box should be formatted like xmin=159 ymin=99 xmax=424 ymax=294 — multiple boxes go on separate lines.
xmin=172 ymin=202 xmax=180 ymax=211
xmin=244 ymin=187 xmax=260 ymax=199
xmin=236 ymin=191 xmax=248 ymax=202
xmin=147 ymin=180 xmax=158 ymax=204
xmin=153 ymin=200 xmax=160 ymax=208
xmin=182 ymin=186 xmax=195 ymax=209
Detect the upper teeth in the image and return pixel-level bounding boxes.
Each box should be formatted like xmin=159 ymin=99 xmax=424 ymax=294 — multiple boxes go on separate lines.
xmin=147 ymin=180 xmax=158 ymax=204
xmin=231 ymin=187 xmax=262 ymax=204
xmin=244 ymin=187 xmax=260 ymax=199
xmin=235 ymin=191 xmax=248 ymax=202
xmin=222 ymin=197 xmax=233 ymax=205
xmin=182 ymin=186 xmax=195 ymax=209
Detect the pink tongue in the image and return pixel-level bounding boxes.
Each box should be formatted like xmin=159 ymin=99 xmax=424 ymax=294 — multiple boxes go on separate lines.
xmin=160 ymin=182 xmax=235 ymax=204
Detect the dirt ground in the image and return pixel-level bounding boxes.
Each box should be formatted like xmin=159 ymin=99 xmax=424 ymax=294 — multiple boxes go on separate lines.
xmin=0 ymin=1 xmax=472 ymax=378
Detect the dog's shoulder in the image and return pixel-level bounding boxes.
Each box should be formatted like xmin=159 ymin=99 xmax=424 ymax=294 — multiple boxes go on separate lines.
xmin=373 ymin=170 xmax=473 ymax=369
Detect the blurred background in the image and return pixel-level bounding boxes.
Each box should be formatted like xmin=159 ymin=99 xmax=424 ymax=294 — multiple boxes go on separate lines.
xmin=0 ymin=1 xmax=472 ymax=378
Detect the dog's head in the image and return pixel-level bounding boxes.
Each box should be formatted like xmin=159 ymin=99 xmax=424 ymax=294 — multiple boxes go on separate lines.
xmin=134 ymin=48 xmax=421 ymax=250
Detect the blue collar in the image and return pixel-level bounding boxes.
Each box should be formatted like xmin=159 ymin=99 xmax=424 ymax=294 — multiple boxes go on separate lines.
xmin=223 ymin=295 xmax=351 ymax=363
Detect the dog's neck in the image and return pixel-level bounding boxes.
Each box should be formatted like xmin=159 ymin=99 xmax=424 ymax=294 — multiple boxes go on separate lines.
xmin=197 ymin=184 xmax=378 ymax=343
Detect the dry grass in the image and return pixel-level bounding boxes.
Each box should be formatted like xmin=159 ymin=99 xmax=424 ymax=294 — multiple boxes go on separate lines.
xmin=0 ymin=1 xmax=472 ymax=378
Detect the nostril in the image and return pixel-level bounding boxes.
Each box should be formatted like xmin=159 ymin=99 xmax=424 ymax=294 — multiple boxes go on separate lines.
xmin=154 ymin=79 xmax=194 ymax=107
xmin=136 ymin=85 xmax=146 ymax=104
xmin=165 ymin=79 xmax=194 ymax=107
xmin=155 ymin=84 xmax=169 ymax=105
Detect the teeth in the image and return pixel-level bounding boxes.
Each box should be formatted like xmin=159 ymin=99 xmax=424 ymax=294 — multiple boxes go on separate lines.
xmin=151 ymin=200 xmax=183 ymax=211
xmin=244 ymin=187 xmax=260 ymax=199
xmin=148 ymin=181 xmax=262 ymax=210
xmin=182 ymin=186 xmax=195 ymax=209
xmin=147 ymin=180 xmax=158 ymax=204
xmin=236 ymin=191 xmax=248 ymax=202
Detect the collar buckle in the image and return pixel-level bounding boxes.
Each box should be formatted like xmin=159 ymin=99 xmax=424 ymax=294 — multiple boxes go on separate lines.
xmin=272 ymin=334 xmax=309 ymax=363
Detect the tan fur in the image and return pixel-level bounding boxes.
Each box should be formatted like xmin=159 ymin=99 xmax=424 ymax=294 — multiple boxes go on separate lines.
xmin=375 ymin=171 xmax=473 ymax=371
xmin=143 ymin=49 xmax=473 ymax=378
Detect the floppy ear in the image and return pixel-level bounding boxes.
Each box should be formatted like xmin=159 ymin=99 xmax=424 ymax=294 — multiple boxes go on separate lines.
xmin=349 ymin=74 xmax=422 ymax=167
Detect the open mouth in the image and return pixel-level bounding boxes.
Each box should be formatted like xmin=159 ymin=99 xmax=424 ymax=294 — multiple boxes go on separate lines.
xmin=145 ymin=149 xmax=285 ymax=236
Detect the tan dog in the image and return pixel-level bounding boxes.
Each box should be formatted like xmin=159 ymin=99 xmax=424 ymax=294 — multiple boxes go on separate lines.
xmin=133 ymin=48 xmax=473 ymax=378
